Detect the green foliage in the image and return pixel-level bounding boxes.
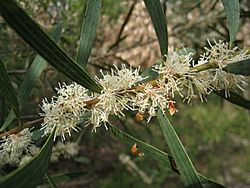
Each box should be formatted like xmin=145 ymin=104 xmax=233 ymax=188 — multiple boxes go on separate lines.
xmin=157 ymin=110 xmax=202 ymax=187
xmin=215 ymin=90 xmax=250 ymax=110
xmin=0 ymin=59 xmax=19 ymax=116
xmin=77 ymin=0 xmax=102 ymax=68
xmin=221 ymin=0 xmax=240 ymax=46
xmin=107 ymin=123 xmax=172 ymax=168
xmin=45 ymin=173 xmax=57 ymax=188
xmin=107 ymin=123 xmax=225 ymax=187
xmin=0 ymin=131 xmax=55 ymax=188
xmin=0 ymin=0 xmax=248 ymax=187
xmin=143 ymin=0 xmax=168 ymax=56
xmin=102 ymin=0 xmax=124 ymax=18
xmin=224 ymin=58 xmax=250 ymax=76
xmin=0 ymin=0 xmax=102 ymax=93
xmin=1 ymin=23 xmax=62 ymax=131
xmin=45 ymin=171 xmax=89 ymax=184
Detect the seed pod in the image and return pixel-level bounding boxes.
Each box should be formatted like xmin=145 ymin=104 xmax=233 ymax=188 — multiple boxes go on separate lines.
xmin=131 ymin=143 xmax=144 ymax=157
xmin=135 ymin=112 xmax=144 ymax=122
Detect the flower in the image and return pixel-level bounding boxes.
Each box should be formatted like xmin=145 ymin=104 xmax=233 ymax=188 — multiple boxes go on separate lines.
xmin=98 ymin=65 xmax=143 ymax=90
xmin=40 ymin=65 xmax=144 ymax=137
xmin=88 ymin=65 xmax=143 ymax=131
xmin=40 ymin=83 xmax=90 ymax=140
xmin=155 ymin=51 xmax=211 ymax=103
xmin=198 ymin=39 xmax=250 ymax=68
xmin=155 ymin=51 xmax=193 ymax=76
xmin=207 ymin=69 xmax=245 ymax=97
xmin=196 ymin=39 xmax=249 ymax=96
xmin=51 ymin=141 xmax=79 ymax=162
xmin=181 ymin=73 xmax=212 ymax=103
xmin=0 ymin=128 xmax=33 ymax=167
xmin=155 ymin=51 xmax=194 ymax=97
xmin=19 ymin=145 xmax=40 ymax=166
xmin=131 ymin=83 xmax=171 ymax=121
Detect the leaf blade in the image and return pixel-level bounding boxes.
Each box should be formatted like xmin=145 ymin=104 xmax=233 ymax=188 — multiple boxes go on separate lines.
xmin=45 ymin=173 xmax=57 ymax=188
xmin=107 ymin=123 xmax=224 ymax=187
xmin=43 ymin=171 xmax=89 ymax=184
xmin=77 ymin=0 xmax=102 ymax=67
xmin=18 ymin=23 xmax=63 ymax=105
xmin=0 ymin=59 xmax=19 ymax=116
xmin=221 ymin=0 xmax=240 ymax=46
xmin=107 ymin=123 xmax=172 ymax=167
xmin=223 ymin=58 xmax=250 ymax=76
xmin=157 ymin=110 xmax=202 ymax=187
xmin=143 ymin=0 xmax=168 ymax=56
xmin=0 ymin=0 xmax=102 ymax=93
xmin=0 ymin=131 xmax=55 ymax=188
xmin=1 ymin=23 xmax=62 ymax=131
xmin=215 ymin=90 xmax=250 ymax=110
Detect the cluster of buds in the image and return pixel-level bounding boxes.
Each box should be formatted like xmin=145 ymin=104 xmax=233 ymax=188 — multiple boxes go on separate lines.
xmin=39 ymin=40 xmax=249 ymax=140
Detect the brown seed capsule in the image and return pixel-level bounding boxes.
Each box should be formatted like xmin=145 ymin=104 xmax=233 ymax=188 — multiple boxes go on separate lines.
xmin=131 ymin=143 xmax=144 ymax=157
xmin=168 ymin=100 xmax=178 ymax=115
xmin=131 ymin=143 xmax=138 ymax=155
xmin=135 ymin=112 xmax=144 ymax=122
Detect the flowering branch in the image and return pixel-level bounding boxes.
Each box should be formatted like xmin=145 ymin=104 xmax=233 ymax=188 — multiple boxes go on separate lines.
xmin=1 ymin=39 xmax=249 ymax=142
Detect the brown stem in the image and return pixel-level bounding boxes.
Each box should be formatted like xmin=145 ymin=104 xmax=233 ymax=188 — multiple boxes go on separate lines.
xmin=0 ymin=118 xmax=43 ymax=139
xmin=191 ymin=62 xmax=219 ymax=72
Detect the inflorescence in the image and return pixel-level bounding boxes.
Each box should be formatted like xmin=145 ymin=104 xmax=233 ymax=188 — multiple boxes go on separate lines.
xmin=0 ymin=128 xmax=34 ymax=167
xmin=39 ymin=40 xmax=249 ymax=140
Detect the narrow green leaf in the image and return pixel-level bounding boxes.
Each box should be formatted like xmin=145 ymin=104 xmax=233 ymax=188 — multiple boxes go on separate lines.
xmin=0 ymin=59 xmax=19 ymax=116
xmin=44 ymin=171 xmax=89 ymax=184
xmin=0 ymin=130 xmax=55 ymax=188
xmin=139 ymin=60 xmax=162 ymax=83
xmin=73 ymin=156 xmax=91 ymax=164
xmin=157 ymin=110 xmax=202 ymax=188
xmin=223 ymin=58 xmax=250 ymax=76
xmin=221 ymin=0 xmax=240 ymax=46
xmin=45 ymin=173 xmax=57 ymax=188
xmin=215 ymin=90 xmax=250 ymax=110
xmin=77 ymin=0 xmax=102 ymax=67
xmin=0 ymin=0 xmax=102 ymax=93
xmin=1 ymin=24 xmax=62 ymax=131
xmin=176 ymin=48 xmax=196 ymax=56
xmin=143 ymin=0 xmax=168 ymax=55
xmin=18 ymin=23 xmax=62 ymax=105
xmin=107 ymin=124 xmax=225 ymax=188
xmin=107 ymin=123 xmax=172 ymax=167
xmin=0 ymin=111 xmax=15 ymax=131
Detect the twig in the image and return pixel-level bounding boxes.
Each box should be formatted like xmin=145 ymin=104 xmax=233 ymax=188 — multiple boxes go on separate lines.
xmin=0 ymin=118 xmax=43 ymax=138
xmin=7 ymin=69 xmax=27 ymax=75
xmin=107 ymin=1 xmax=137 ymax=53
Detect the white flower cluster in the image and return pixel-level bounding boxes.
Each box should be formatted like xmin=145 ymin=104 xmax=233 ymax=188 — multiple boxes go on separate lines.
xmin=198 ymin=39 xmax=249 ymax=67
xmin=155 ymin=40 xmax=249 ymax=102
xmin=131 ymin=83 xmax=174 ymax=122
xmin=197 ymin=39 xmax=248 ymax=97
xmin=0 ymin=128 xmax=34 ymax=167
xmin=90 ymin=65 xmax=143 ymax=131
xmin=40 ymin=82 xmax=91 ymax=140
xmin=51 ymin=141 xmax=79 ymax=162
xmin=40 ymin=65 xmax=144 ymax=138
xmin=40 ymin=40 xmax=248 ymax=140
xmin=155 ymin=51 xmax=211 ymax=102
xmin=19 ymin=146 xmax=40 ymax=166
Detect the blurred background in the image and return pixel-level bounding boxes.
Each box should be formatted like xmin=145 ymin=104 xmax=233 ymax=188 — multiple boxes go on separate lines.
xmin=0 ymin=0 xmax=250 ymax=187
